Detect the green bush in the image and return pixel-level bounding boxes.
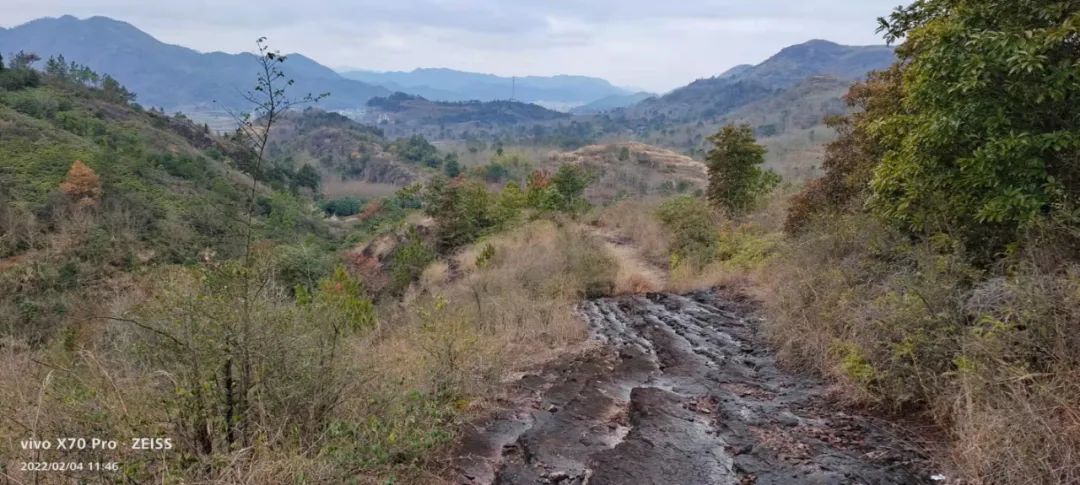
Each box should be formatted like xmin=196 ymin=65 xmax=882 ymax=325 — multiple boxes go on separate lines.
xmin=322 ymin=197 xmax=363 ymax=217
xmin=656 ymin=196 xmax=719 ymax=269
xmin=423 ymin=178 xmax=507 ymax=250
xmin=388 ymin=230 xmax=436 ymax=295
xmin=274 ymin=242 xmax=333 ymax=295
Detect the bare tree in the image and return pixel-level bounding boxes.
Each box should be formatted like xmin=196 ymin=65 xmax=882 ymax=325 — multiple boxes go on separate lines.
xmin=218 ymin=37 xmax=326 ymax=450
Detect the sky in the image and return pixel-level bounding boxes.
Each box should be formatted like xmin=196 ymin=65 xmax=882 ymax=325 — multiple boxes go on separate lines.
xmin=0 ymin=0 xmax=903 ymax=92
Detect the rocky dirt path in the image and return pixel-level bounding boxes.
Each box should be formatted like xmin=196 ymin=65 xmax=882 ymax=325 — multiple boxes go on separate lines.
xmin=450 ymin=290 xmax=933 ymax=484
xmin=583 ymin=224 xmax=667 ymax=293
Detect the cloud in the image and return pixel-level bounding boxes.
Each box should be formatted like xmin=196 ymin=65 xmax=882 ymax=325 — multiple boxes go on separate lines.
xmin=0 ymin=0 xmax=900 ymax=91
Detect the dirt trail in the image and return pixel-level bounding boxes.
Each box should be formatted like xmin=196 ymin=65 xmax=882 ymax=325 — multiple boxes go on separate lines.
xmin=451 ymin=290 xmax=933 ymax=484
xmin=584 ymin=224 xmax=667 ymax=293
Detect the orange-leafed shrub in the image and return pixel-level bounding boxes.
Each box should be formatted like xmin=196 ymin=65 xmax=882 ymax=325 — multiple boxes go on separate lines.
xmin=58 ymin=160 xmax=102 ymax=208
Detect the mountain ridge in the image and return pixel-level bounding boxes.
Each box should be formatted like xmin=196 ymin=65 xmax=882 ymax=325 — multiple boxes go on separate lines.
xmin=341 ymin=67 xmax=633 ymax=107
xmin=0 ymin=15 xmax=389 ymax=112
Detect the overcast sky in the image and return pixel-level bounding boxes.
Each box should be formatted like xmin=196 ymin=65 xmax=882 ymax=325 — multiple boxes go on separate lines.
xmin=0 ymin=0 xmax=902 ymax=92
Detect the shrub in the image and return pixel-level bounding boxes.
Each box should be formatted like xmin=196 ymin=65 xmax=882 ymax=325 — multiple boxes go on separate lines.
xmin=764 ymin=213 xmax=1080 ymax=483
xmin=423 ymin=178 xmax=506 ymax=250
xmin=321 ymin=197 xmax=363 ymax=217
xmin=656 ymin=196 xmax=720 ymax=269
xmin=388 ymin=230 xmax=436 ymax=295
xmin=274 ymin=242 xmax=333 ymax=295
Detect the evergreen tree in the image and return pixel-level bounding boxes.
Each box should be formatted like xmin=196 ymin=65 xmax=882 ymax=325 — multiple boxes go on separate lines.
xmin=705 ymin=124 xmax=779 ymax=217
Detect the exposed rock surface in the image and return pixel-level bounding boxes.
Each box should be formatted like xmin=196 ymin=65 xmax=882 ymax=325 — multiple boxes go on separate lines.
xmin=452 ymin=290 xmax=932 ymax=484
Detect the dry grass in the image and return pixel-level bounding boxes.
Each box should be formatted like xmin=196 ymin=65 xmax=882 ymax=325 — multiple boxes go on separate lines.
xmin=760 ymin=212 xmax=1080 ymax=483
xmin=397 ymin=219 xmax=613 ymax=360
xmin=588 ymin=198 xmax=672 ymax=267
xmin=0 ymin=220 xmax=617 ymax=484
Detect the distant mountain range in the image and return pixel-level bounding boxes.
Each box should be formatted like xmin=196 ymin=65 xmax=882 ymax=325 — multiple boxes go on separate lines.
xmin=718 ymin=39 xmax=895 ymax=89
xmin=0 ymin=15 xmax=651 ymax=115
xmin=340 ymin=68 xmax=639 ymax=110
xmin=571 ymin=92 xmax=656 ymax=115
xmin=0 ymin=15 xmax=896 ymax=151
xmin=619 ymin=39 xmax=895 ymax=125
xmin=0 ymin=15 xmax=392 ymax=112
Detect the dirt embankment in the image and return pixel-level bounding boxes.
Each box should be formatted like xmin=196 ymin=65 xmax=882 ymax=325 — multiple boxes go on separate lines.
xmin=450 ymin=290 xmax=934 ymax=484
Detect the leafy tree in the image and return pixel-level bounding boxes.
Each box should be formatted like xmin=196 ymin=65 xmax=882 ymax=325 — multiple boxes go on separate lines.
xmin=321 ymin=197 xmax=363 ymax=217
xmin=870 ymin=0 xmax=1080 ymax=248
xmin=388 ymin=229 xmax=435 ymax=295
xmin=0 ymin=51 xmax=40 ymax=90
xmin=785 ymin=67 xmax=904 ymax=233
xmin=44 ymin=54 xmax=68 ymax=79
xmin=10 ymin=51 xmax=39 ymax=69
xmin=393 ymin=134 xmax=441 ymax=167
xmin=705 ymin=124 xmax=780 ymax=216
xmin=59 ymin=160 xmax=103 ymax=208
xmin=292 ymin=163 xmax=320 ymax=193
xmin=547 ymin=164 xmax=593 ymax=212
xmin=444 ymin=153 xmax=461 ymax=177
xmin=423 ymin=177 xmax=504 ymax=250
xmin=100 ymin=74 xmax=135 ymax=103
xmin=481 ymin=162 xmax=510 ymax=182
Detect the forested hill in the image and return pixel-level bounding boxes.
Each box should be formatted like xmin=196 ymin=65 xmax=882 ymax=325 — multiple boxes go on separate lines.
xmin=0 ymin=15 xmax=390 ymax=112
xmin=364 ymin=92 xmax=572 ymax=138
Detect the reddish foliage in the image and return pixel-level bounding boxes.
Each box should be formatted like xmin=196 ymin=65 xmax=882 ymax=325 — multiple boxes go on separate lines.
xmin=59 ymin=160 xmax=103 ymax=208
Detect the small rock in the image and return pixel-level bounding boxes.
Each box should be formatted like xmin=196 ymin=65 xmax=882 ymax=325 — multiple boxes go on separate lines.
xmin=548 ymin=471 xmax=570 ymax=482
xmin=732 ymin=444 xmax=753 ymax=455
xmin=777 ymin=412 xmax=800 ymax=427
xmin=547 ymin=404 xmax=559 ymax=413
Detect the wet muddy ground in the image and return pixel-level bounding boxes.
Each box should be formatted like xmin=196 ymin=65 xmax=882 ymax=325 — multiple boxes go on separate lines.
xmin=451 ymin=290 xmax=934 ymax=484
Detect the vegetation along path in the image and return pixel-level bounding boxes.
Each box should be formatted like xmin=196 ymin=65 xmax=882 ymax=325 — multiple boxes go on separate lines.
xmin=451 ymin=289 xmax=934 ymax=484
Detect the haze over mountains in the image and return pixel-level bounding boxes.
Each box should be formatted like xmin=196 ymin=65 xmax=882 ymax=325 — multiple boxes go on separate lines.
xmin=0 ymin=15 xmax=894 ymax=123
xmin=0 ymin=15 xmax=645 ymax=114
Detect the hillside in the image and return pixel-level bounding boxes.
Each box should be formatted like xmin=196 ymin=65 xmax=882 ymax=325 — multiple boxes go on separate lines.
xmin=579 ymin=40 xmax=894 ymax=178
xmin=719 ymin=39 xmax=894 ymax=89
xmin=0 ymin=63 xmax=333 ymax=345
xmin=571 ymin=91 xmax=656 ymax=114
xmin=611 ymin=40 xmax=893 ymax=128
xmin=0 ymin=15 xmax=389 ymax=113
xmin=548 ymin=142 xmax=706 ymax=202
xmin=267 ymin=109 xmax=420 ymax=187
xmin=342 ymin=67 xmax=633 ymax=108
xmin=364 ymin=91 xmax=573 ymax=138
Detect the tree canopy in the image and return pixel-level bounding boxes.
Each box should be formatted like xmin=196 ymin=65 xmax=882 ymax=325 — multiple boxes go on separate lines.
xmin=705 ymin=124 xmax=779 ymax=216
xmin=868 ymin=0 xmax=1080 ymax=246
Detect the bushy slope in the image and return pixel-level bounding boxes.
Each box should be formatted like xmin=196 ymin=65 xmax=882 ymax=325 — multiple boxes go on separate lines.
xmin=267 ymin=109 xmax=421 ymax=185
xmin=0 ymin=73 xmax=327 ymax=343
